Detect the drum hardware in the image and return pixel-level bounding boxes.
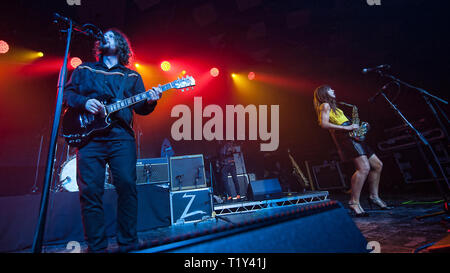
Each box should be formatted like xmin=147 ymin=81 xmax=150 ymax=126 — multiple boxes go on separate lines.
xmin=57 ymin=156 xmax=114 ymax=192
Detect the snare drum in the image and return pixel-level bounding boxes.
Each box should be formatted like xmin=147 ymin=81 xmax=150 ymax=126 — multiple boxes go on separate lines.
xmin=59 ymin=156 xmax=114 ymax=192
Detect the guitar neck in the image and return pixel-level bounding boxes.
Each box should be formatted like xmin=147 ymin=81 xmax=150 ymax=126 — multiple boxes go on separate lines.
xmin=105 ymin=82 xmax=173 ymax=114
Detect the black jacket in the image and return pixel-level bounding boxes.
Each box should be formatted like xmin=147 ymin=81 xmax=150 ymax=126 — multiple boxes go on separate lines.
xmin=63 ymin=61 xmax=157 ymax=140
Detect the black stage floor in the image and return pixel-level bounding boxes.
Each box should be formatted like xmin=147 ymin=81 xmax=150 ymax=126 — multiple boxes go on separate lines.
xmin=22 ymin=191 xmax=449 ymax=253
xmin=332 ymin=192 xmax=449 ymax=253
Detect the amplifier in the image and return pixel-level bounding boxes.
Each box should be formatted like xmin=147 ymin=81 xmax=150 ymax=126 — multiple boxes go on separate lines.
xmin=136 ymin=157 xmax=169 ymax=185
xmin=393 ymin=142 xmax=450 ymax=184
xmin=170 ymin=154 xmax=207 ymax=191
xmin=306 ymin=160 xmax=346 ymax=190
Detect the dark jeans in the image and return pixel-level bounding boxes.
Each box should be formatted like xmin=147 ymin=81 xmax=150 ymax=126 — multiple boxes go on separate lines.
xmin=76 ymin=139 xmax=138 ymax=252
xmin=221 ymin=164 xmax=240 ymax=197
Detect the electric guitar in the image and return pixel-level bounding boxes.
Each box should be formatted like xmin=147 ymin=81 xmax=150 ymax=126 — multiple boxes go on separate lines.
xmin=61 ymin=75 xmax=195 ymax=147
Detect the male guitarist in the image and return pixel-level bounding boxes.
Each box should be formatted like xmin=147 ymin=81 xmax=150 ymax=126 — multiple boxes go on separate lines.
xmin=63 ymin=29 xmax=162 ymax=252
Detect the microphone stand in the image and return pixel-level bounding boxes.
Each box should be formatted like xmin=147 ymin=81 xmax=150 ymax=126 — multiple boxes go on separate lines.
xmin=377 ymin=71 xmax=449 ymax=142
xmin=31 ymin=15 xmax=103 ymax=253
xmin=371 ymin=71 xmax=450 ymax=217
xmin=31 ymin=135 xmax=44 ymax=193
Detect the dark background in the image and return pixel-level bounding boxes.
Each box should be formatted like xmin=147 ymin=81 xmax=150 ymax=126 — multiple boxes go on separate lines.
xmin=0 ymin=0 xmax=449 ymax=196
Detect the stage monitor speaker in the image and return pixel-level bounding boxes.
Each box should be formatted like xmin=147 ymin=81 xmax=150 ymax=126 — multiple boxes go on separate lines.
xmin=136 ymin=157 xmax=169 ymax=185
xmin=247 ymin=178 xmax=283 ymax=201
xmin=170 ymin=154 xmax=207 ymax=191
xmin=134 ymin=201 xmax=369 ymax=253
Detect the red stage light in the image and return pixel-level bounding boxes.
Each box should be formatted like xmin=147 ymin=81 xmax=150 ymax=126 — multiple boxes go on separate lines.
xmin=70 ymin=57 xmax=82 ymax=69
xmin=161 ymin=61 xmax=171 ymax=71
xmin=0 ymin=40 xmax=9 ymax=54
xmin=210 ymin=67 xmax=219 ymax=77
xmin=248 ymin=71 xmax=256 ymax=80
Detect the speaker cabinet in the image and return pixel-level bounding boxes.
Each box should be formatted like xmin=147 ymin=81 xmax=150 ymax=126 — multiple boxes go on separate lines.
xmin=136 ymin=157 xmax=169 ymax=185
xmin=170 ymin=155 xmax=207 ymax=191
xmin=306 ymin=160 xmax=346 ymax=190
xmin=247 ymin=178 xmax=283 ymax=201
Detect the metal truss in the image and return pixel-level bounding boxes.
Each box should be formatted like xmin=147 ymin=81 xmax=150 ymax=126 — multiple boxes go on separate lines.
xmin=213 ymin=191 xmax=329 ymax=216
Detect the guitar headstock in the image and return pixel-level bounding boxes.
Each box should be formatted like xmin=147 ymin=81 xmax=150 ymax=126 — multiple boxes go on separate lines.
xmin=173 ymin=75 xmax=196 ymax=92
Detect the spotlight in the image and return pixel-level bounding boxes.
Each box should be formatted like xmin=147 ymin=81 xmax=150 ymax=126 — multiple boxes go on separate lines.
xmin=248 ymin=71 xmax=255 ymax=80
xmin=70 ymin=57 xmax=82 ymax=69
xmin=0 ymin=40 xmax=9 ymax=54
xmin=161 ymin=61 xmax=171 ymax=71
xmin=181 ymin=70 xmax=186 ymax=75
xmin=135 ymin=63 xmax=140 ymax=68
xmin=231 ymin=73 xmax=236 ymax=78
xmin=210 ymin=67 xmax=219 ymax=77
xmin=37 ymin=52 xmax=44 ymax=58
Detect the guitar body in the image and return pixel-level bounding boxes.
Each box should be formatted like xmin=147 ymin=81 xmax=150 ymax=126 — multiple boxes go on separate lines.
xmin=61 ymin=76 xmax=196 ymax=147
xmin=62 ymin=107 xmax=112 ymax=147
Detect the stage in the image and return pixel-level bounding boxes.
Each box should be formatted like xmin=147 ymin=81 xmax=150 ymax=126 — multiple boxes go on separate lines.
xmin=2 ymin=187 xmax=448 ymax=253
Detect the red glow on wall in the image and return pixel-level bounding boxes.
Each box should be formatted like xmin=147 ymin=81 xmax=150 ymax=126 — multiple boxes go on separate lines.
xmin=255 ymin=72 xmax=317 ymax=93
xmin=19 ymin=58 xmax=64 ymax=76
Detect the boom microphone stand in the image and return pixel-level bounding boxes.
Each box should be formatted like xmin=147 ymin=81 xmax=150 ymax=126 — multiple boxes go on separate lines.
xmin=31 ymin=14 xmax=103 ymax=253
xmin=369 ymin=70 xmax=450 ymax=217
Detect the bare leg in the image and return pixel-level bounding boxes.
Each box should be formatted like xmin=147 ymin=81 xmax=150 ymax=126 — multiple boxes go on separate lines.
xmin=367 ymin=154 xmax=383 ymax=199
xmin=349 ymin=155 xmax=370 ymax=213
xmin=367 ymin=154 xmax=391 ymax=208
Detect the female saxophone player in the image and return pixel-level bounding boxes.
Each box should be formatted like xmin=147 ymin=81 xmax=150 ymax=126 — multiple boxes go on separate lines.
xmin=313 ymin=85 xmax=392 ymax=217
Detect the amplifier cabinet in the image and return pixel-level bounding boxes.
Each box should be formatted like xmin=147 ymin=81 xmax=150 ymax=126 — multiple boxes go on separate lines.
xmin=307 ymin=160 xmax=346 ymax=190
xmin=393 ymin=142 xmax=450 ymax=184
xmin=169 ymin=187 xmax=213 ymax=225
xmin=169 ymin=154 xmax=207 ymax=191
xmin=136 ymin=157 xmax=169 ymax=185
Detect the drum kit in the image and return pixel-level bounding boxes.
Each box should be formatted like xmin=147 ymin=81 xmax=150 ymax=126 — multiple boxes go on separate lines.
xmin=57 ymin=156 xmax=115 ymax=192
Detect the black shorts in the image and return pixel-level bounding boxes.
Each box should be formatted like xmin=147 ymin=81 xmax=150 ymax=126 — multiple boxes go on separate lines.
xmin=330 ymin=122 xmax=374 ymax=162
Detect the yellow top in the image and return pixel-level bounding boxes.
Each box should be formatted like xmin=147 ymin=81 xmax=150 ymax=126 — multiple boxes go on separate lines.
xmin=328 ymin=107 xmax=350 ymax=125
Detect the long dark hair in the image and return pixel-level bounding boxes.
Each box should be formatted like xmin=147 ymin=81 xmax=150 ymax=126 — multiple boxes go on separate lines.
xmin=94 ymin=28 xmax=134 ymax=66
xmin=313 ymin=85 xmax=337 ymax=120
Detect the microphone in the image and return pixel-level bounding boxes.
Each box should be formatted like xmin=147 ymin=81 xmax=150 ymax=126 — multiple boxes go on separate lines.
xmin=362 ymin=64 xmax=391 ymax=74
xmin=53 ymin=13 xmax=105 ymax=43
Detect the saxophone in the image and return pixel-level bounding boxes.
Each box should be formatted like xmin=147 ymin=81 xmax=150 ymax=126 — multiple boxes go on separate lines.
xmin=340 ymin=102 xmax=370 ymax=141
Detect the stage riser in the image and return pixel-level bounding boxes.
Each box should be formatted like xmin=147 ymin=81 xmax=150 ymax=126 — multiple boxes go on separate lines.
xmin=0 ymin=184 xmax=170 ymax=252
